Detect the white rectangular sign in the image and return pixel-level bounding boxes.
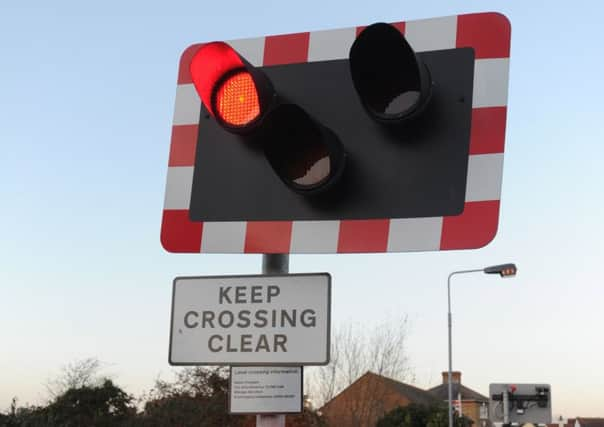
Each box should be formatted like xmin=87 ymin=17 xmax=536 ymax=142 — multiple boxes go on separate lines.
xmin=229 ymin=366 xmax=303 ymax=414
xmin=169 ymin=273 xmax=331 ymax=365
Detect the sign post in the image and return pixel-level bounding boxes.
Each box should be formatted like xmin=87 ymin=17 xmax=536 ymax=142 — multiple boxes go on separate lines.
xmin=258 ymin=254 xmax=288 ymax=427
xmin=169 ymin=255 xmax=328 ymax=426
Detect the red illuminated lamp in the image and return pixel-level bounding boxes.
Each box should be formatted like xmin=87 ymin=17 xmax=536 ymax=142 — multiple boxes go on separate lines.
xmin=189 ymin=42 xmax=275 ymax=132
xmin=215 ymin=71 xmax=260 ymax=126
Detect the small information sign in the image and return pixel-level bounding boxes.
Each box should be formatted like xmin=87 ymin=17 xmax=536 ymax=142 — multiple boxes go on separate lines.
xmin=229 ymin=366 xmax=303 ymax=414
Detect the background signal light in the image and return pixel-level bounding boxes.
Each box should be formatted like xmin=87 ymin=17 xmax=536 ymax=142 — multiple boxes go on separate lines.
xmin=214 ymin=71 xmax=260 ymax=126
xmin=349 ymin=23 xmax=432 ymax=123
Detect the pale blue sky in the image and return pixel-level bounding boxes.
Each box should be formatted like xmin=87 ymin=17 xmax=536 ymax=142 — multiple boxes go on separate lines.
xmin=1 ymin=0 xmax=603 ymax=419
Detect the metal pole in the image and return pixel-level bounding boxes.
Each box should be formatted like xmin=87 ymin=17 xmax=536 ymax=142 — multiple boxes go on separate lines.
xmin=257 ymin=254 xmax=289 ymax=427
xmin=448 ymin=272 xmax=454 ymax=427
xmin=447 ymin=269 xmax=483 ymax=427
xmin=502 ymin=389 xmax=509 ymax=426
xmin=263 ymin=253 xmax=289 ymax=275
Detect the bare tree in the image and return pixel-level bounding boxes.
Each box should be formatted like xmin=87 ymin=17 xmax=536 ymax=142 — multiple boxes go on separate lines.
xmin=369 ymin=316 xmax=412 ymax=379
xmin=306 ymin=316 xmax=414 ymax=426
xmin=45 ymin=357 xmax=106 ymax=399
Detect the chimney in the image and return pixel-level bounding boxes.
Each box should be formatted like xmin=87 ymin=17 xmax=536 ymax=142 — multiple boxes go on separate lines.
xmin=442 ymin=371 xmax=462 ymax=384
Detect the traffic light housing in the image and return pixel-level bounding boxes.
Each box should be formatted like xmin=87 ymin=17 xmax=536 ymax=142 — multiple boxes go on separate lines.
xmin=188 ymin=42 xmax=346 ymax=195
xmin=162 ymin=12 xmax=512 ymax=253
xmin=349 ymin=23 xmax=433 ymax=123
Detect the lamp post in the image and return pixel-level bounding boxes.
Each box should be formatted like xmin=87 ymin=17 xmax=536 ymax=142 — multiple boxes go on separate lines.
xmin=447 ymin=263 xmax=517 ymax=427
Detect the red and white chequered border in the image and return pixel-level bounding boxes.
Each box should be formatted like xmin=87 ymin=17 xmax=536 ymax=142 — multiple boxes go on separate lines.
xmin=161 ymin=12 xmax=511 ymax=254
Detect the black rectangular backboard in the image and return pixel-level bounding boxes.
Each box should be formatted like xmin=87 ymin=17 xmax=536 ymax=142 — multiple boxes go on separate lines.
xmin=190 ymin=48 xmax=475 ymax=222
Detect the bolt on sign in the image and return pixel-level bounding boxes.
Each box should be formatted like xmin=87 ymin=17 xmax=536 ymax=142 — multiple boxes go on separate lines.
xmin=169 ymin=273 xmax=331 ymax=365
xmin=161 ymin=12 xmax=512 ymax=254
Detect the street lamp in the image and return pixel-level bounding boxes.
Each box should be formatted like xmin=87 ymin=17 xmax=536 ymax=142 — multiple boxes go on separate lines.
xmin=447 ymin=263 xmax=517 ymax=427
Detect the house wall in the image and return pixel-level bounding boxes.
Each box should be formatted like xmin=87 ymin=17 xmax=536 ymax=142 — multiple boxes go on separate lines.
xmin=460 ymin=400 xmax=481 ymax=426
xmin=321 ymin=375 xmax=412 ymax=427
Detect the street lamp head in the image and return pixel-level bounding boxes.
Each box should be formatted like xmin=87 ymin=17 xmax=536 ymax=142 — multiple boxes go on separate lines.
xmin=483 ymin=263 xmax=517 ymax=277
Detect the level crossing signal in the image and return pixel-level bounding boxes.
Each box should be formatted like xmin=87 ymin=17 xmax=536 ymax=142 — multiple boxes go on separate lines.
xmin=161 ymin=13 xmax=512 ymax=253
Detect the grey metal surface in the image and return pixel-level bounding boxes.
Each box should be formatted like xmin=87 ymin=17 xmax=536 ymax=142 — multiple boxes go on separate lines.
xmin=489 ymin=383 xmax=552 ymax=424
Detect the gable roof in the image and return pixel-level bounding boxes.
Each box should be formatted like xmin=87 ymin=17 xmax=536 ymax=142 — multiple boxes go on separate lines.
xmin=371 ymin=372 xmax=441 ymax=406
xmin=321 ymin=371 xmax=440 ymax=410
xmin=427 ymin=382 xmax=488 ymax=402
